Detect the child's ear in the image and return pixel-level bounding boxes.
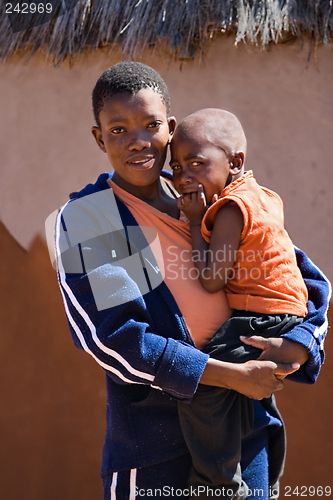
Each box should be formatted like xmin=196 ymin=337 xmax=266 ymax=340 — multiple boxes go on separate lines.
xmin=229 ymin=152 xmax=245 ymax=175
xmin=92 ymin=126 xmax=106 ymax=153
xmin=168 ymin=116 xmax=177 ymax=144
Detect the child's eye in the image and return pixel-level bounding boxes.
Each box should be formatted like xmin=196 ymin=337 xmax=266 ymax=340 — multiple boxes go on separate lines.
xmin=170 ymin=165 xmax=181 ymax=172
xmin=191 ymin=161 xmax=203 ymax=167
xmin=111 ymin=127 xmax=125 ymax=134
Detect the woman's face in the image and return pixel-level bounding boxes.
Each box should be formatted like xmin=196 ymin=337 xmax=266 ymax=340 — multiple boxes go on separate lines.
xmin=92 ymin=88 xmax=176 ymax=190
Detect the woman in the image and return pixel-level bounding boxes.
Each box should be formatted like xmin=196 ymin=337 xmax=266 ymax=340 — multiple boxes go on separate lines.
xmin=55 ymin=62 xmax=330 ymax=500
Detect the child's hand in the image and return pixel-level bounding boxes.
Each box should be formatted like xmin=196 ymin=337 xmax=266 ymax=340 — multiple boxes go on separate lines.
xmin=177 ymin=184 xmax=208 ymax=225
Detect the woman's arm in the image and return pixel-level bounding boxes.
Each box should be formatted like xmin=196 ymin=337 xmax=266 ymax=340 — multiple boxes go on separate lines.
xmin=55 ymin=194 xmax=210 ymax=400
xmin=199 ymin=357 xmax=300 ymax=400
xmin=55 ymin=186 xmax=301 ymax=403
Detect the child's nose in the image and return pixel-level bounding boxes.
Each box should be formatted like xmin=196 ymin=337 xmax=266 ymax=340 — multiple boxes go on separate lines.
xmin=179 ymin=169 xmax=192 ymax=185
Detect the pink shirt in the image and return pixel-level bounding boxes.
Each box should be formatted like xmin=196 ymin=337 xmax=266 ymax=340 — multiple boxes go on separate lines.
xmin=109 ymin=177 xmax=231 ymax=349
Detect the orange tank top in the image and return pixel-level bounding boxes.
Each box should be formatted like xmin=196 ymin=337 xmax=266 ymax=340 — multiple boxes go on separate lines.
xmin=202 ymin=171 xmax=308 ymax=316
xmin=108 ymin=177 xmax=231 ymax=349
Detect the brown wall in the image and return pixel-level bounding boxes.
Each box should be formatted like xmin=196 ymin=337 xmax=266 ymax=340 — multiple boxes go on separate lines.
xmin=0 ymin=219 xmax=332 ymax=499
xmin=1 ymin=36 xmax=332 ymax=498
xmin=0 ymin=221 xmax=105 ymax=500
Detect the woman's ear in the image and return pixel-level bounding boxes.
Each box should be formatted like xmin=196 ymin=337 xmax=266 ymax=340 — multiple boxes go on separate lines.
xmin=229 ymin=152 xmax=245 ymax=175
xmin=92 ymin=126 xmax=106 ymax=153
xmin=168 ymin=116 xmax=177 ymax=144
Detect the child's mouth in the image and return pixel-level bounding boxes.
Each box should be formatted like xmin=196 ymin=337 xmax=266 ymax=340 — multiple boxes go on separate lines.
xmin=180 ymin=187 xmax=199 ymax=195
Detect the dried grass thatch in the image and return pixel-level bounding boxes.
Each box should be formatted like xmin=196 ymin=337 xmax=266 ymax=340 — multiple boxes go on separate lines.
xmin=0 ymin=0 xmax=332 ymax=65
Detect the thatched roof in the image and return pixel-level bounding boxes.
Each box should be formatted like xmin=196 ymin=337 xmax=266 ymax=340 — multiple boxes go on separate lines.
xmin=0 ymin=0 xmax=332 ymax=64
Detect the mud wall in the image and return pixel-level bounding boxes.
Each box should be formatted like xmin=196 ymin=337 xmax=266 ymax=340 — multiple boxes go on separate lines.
xmin=1 ymin=219 xmax=332 ymax=499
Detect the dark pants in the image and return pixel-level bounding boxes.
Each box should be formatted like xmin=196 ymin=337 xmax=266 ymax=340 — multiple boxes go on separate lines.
xmin=178 ymin=311 xmax=303 ymax=500
xmin=102 ymin=435 xmax=270 ymax=500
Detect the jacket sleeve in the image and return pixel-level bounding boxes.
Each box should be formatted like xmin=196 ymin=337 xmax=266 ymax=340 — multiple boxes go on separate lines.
xmin=282 ymin=246 xmax=331 ymax=384
xmin=54 ymin=196 xmax=209 ymax=401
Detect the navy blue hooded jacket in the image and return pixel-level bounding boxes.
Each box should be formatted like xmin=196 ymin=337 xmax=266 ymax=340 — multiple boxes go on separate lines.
xmin=54 ymin=171 xmax=331 ymax=479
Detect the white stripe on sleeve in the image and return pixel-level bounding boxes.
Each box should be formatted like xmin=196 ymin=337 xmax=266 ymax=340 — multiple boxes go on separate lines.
xmin=55 ymin=205 xmax=156 ymax=384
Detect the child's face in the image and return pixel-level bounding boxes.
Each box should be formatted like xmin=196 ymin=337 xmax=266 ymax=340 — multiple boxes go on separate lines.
xmin=170 ymin=130 xmax=232 ymax=204
xmin=92 ymin=88 xmax=175 ymax=189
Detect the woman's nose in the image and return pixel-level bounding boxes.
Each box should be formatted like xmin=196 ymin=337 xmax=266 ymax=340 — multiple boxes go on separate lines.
xmin=128 ymin=131 xmax=151 ymax=151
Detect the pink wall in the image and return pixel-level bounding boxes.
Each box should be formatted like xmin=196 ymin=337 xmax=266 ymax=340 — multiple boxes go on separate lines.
xmin=0 ymin=37 xmax=333 ymax=290
xmin=1 ymin=37 xmax=333 ymax=287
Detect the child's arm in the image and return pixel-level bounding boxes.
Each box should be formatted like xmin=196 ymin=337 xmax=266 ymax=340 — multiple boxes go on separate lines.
xmin=177 ymin=184 xmax=243 ymax=293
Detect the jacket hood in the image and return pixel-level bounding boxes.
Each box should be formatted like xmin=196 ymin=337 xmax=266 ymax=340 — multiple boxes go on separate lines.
xmin=69 ymin=170 xmax=173 ymax=200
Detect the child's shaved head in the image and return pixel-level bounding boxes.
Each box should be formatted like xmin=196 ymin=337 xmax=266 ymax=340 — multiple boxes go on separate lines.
xmin=171 ymin=109 xmax=247 ymax=199
xmin=175 ymin=109 xmax=247 ymax=159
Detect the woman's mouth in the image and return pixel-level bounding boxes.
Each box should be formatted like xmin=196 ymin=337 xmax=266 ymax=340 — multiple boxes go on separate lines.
xmin=127 ymin=156 xmax=155 ymax=170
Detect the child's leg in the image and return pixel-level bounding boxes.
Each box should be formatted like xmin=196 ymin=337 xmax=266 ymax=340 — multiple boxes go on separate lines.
xmin=178 ymin=313 xmax=303 ymax=499
xmin=203 ymin=312 xmax=304 ymax=363
xmin=178 ymin=385 xmax=251 ymax=499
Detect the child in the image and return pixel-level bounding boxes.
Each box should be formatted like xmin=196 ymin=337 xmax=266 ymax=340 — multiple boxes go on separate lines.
xmin=171 ymin=108 xmax=309 ymax=498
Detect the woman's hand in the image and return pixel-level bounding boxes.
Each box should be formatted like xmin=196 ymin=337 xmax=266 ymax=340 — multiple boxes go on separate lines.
xmin=225 ymin=359 xmax=300 ymax=399
xmin=200 ymin=358 xmax=300 ymax=400
xmin=240 ymin=335 xmax=309 ymax=366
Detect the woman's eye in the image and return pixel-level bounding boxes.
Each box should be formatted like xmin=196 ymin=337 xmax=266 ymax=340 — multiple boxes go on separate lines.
xmin=148 ymin=121 xmax=161 ymax=129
